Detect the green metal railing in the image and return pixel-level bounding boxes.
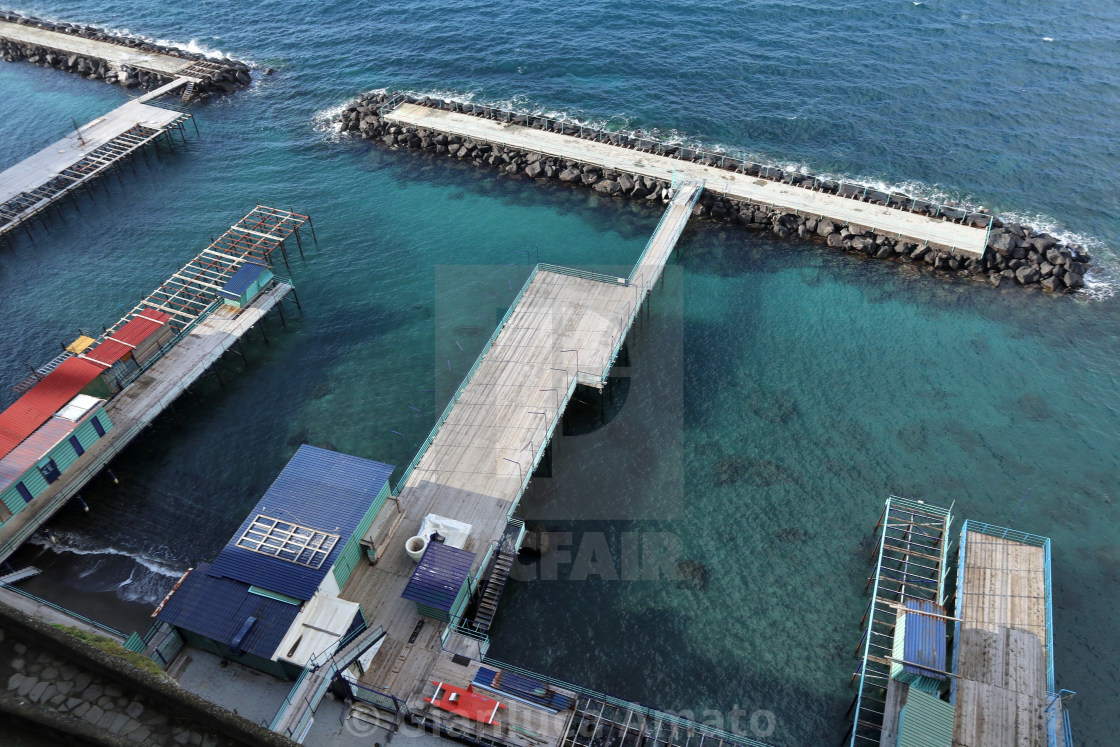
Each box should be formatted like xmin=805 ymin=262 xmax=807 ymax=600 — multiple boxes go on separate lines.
xmin=0 ymin=581 xmax=125 ymax=639
xmin=481 ymin=657 xmax=777 ymax=747
xmin=393 ymin=266 xmax=540 ymax=495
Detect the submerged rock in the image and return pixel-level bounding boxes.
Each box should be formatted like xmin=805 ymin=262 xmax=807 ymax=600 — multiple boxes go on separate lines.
xmin=676 ymin=560 xmax=709 ymax=591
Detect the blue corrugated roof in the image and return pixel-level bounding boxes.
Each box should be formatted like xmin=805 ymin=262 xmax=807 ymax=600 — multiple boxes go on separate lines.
xmin=207 ymin=445 xmax=394 ymax=601
xmin=156 ymin=562 xmax=300 ymax=661
xmin=216 ymin=262 xmax=270 ymax=300
xmin=401 ymin=542 xmax=475 ymax=612
xmin=903 ymin=599 xmax=947 ymax=681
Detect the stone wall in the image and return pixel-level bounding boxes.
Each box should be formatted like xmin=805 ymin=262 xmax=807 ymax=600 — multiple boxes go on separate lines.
xmin=0 ymin=10 xmax=251 ymax=97
xmin=0 ymin=601 xmax=295 ymax=747
xmin=338 ymin=92 xmax=1091 ymax=292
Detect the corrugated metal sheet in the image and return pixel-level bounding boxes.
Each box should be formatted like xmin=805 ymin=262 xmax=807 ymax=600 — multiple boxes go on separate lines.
xmin=0 ymin=416 xmax=82 ymax=494
xmin=401 ymin=542 xmax=476 ymax=612
xmin=897 ymin=688 xmax=954 ymax=747
xmin=0 ymin=358 xmax=105 ymax=461
xmin=66 ymin=335 xmax=96 ymax=354
xmin=903 ymin=600 xmax=947 ymax=681
xmin=84 ymin=311 xmax=173 ymax=367
xmin=217 ymin=262 xmax=269 ymax=300
xmin=207 ymin=445 xmax=394 ymax=601
xmin=156 ymin=562 xmax=300 ymax=662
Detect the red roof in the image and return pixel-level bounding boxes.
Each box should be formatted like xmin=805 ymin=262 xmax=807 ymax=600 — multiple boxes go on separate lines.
xmin=0 ymin=357 xmax=105 ymax=461
xmin=84 ymin=310 xmax=172 ymax=367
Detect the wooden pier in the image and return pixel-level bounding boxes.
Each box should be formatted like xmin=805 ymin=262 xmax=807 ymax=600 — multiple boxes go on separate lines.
xmin=385 ymin=102 xmax=988 ymax=256
xmin=0 ymin=207 xmax=311 ymax=564
xmin=0 ymin=76 xmax=197 ymax=243
xmin=338 ymin=184 xmax=698 ymax=742
xmin=951 ymin=524 xmax=1061 ymax=747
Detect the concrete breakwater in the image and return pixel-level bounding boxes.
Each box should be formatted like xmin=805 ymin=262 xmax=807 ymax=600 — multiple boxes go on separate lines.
xmin=0 ymin=10 xmax=251 ymax=97
xmin=337 ymin=92 xmax=1091 ymax=292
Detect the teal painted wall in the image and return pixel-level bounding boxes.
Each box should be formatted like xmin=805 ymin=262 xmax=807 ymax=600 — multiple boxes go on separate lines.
xmin=0 ymin=408 xmax=114 ymax=526
xmin=331 ymin=481 xmax=391 ymax=590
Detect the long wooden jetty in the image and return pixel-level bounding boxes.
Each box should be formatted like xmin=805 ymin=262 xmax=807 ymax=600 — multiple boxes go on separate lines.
xmin=333 ymin=183 xmax=774 ymax=747
xmin=384 ymin=101 xmax=989 ymax=257
xmin=0 ymin=206 xmax=312 ymax=564
xmin=0 ymin=77 xmax=197 ymax=243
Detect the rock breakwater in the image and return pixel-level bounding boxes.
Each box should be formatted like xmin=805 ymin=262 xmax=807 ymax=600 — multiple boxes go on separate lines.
xmin=337 ymin=92 xmax=1091 ymax=292
xmin=0 ymin=10 xmax=251 ymax=97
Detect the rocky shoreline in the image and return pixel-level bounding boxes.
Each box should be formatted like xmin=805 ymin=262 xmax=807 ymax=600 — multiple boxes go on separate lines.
xmin=0 ymin=10 xmax=251 ymax=97
xmin=337 ymin=92 xmax=1091 ymax=292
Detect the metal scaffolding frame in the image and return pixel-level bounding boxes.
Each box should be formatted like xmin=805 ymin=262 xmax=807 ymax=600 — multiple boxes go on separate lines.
xmin=845 ymin=495 xmax=953 ymax=747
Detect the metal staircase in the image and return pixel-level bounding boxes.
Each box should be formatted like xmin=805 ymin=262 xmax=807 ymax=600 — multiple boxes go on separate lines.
xmin=472 ymin=519 xmax=523 ymax=633
xmin=179 ymin=80 xmax=196 ymax=105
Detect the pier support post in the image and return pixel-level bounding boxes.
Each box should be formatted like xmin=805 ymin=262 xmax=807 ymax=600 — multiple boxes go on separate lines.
xmin=235 ymin=339 xmax=249 ymax=365
xmin=276 ymin=302 xmax=287 ymax=327
xmin=257 ymin=323 xmax=270 ymax=346
xmin=107 ymin=469 xmax=119 ymax=486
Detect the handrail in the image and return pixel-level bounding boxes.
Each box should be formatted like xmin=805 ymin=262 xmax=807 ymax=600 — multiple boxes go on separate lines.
xmin=0 ymin=581 xmax=125 ymax=639
xmin=392 ymin=265 xmax=539 ymax=495
xmin=397 ymin=96 xmax=993 ymax=234
xmin=481 ymin=656 xmax=777 ymax=747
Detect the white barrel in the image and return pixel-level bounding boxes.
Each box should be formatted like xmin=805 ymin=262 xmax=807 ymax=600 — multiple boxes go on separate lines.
xmin=406 ymin=535 xmax=428 ymax=562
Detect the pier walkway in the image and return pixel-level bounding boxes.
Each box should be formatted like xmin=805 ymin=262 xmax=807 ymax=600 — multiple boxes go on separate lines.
xmin=952 ymin=522 xmax=1069 ymax=747
xmin=336 ymin=182 xmax=781 ymax=747
xmin=0 ymin=76 xmax=195 ymax=242
xmin=0 ymin=207 xmax=311 ymax=564
xmin=385 ymin=102 xmax=988 ymax=256
xmin=0 ymin=20 xmax=216 ymax=78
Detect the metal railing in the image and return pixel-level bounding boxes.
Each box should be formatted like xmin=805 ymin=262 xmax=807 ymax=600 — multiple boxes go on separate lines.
xmin=381 ymin=94 xmax=994 ymax=238
xmin=481 ymin=656 xmax=777 ymax=747
xmin=0 ymin=581 xmax=125 ymax=639
xmin=957 ymin=519 xmax=1054 ymax=691
xmin=269 ymin=624 xmax=384 ymax=737
xmin=392 ymin=265 xmax=540 ymax=495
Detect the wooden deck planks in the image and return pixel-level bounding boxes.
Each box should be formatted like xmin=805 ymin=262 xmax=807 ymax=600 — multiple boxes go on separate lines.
xmin=953 ymin=532 xmax=1049 ymax=747
xmin=387 ymin=103 xmax=989 ymax=256
xmin=340 ymin=270 xmax=644 ymax=717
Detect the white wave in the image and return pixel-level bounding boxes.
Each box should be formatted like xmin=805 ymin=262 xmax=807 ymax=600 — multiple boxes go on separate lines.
xmin=1042 ymin=37 xmax=1054 ymax=42
xmin=311 ymin=101 xmax=350 ymax=142
xmin=5 ymin=9 xmax=248 ymax=63
xmin=340 ymin=88 xmax=1113 ymax=292
xmin=153 ymin=37 xmax=227 ymax=60
xmin=28 ymin=531 xmax=184 ymax=579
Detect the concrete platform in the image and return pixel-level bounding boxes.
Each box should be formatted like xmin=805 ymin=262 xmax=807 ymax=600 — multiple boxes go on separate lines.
xmin=0 ymin=20 xmax=193 ymax=76
xmin=0 ymin=96 xmax=185 ymax=204
xmin=387 ymin=103 xmax=989 ymax=256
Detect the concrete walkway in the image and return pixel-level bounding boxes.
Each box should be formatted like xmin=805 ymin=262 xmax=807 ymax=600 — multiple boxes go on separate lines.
xmin=387 ymin=103 xmax=988 ymax=256
xmin=0 ymin=21 xmax=191 ymax=76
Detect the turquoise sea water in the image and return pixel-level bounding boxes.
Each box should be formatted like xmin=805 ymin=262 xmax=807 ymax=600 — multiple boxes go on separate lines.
xmin=1 ymin=1 xmax=1118 ymax=744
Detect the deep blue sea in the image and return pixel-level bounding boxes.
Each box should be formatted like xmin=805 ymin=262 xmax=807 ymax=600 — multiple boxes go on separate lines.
xmin=1 ymin=1 xmax=1118 ymax=744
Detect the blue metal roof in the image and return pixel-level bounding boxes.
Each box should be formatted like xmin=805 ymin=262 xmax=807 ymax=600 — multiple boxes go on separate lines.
xmin=401 ymin=542 xmax=475 ymax=612
xmin=156 ymin=562 xmax=300 ymax=661
xmin=903 ymin=599 xmax=947 ymax=681
xmin=216 ymin=262 xmax=270 ymax=300
xmin=207 ymin=445 xmax=395 ymax=601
